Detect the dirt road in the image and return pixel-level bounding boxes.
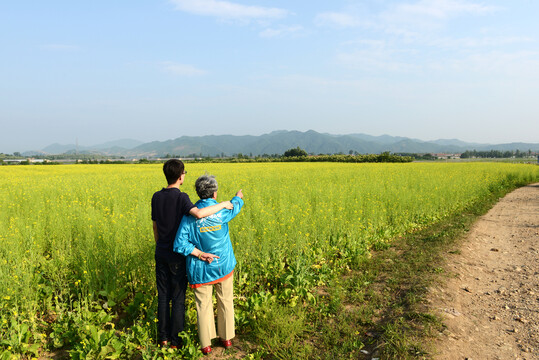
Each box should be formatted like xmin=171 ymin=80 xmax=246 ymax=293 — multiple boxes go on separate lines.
xmin=430 ymin=183 xmax=539 ymax=360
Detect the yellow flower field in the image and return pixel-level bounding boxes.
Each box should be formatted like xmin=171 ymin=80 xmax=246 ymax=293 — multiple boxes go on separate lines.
xmin=0 ymin=162 xmax=537 ymax=358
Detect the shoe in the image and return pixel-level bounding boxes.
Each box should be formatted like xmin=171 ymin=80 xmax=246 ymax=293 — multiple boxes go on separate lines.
xmin=220 ymin=339 xmax=232 ymax=349
xmin=201 ymin=346 xmax=212 ymax=355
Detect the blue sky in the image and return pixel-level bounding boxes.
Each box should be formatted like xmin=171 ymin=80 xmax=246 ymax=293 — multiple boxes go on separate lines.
xmin=1 ymin=0 xmax=538 ymax=153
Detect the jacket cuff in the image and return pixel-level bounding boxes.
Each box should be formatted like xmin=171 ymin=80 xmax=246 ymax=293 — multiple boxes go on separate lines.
xmin=173 ymin=242 xmax=195 ymax=257
xmin=231 ymin=196 xmax=244 ymax=206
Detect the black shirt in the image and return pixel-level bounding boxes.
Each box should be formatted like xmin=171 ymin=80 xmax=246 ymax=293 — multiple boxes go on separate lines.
xmin=151 ymin=188 xmax=195 ymax=257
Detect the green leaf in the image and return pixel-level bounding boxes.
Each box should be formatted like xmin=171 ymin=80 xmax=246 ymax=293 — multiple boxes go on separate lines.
xmin=23 ymin=343 xmax=40 ymax=356
xmin=98 ymin=345 xmax=114 ymax=358
xmin=110 ymin=340 xmax=124 ymax=356
xmin=0 ymin=350 xmax=12 ymax=360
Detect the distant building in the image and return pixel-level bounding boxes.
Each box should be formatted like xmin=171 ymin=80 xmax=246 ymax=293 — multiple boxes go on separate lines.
xmin=432 ymin=153 xmax=461 ymax=160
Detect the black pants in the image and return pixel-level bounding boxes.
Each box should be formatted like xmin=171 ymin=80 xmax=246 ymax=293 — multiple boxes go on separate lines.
xmin=155 ymin=253 xmax=187 ymax=347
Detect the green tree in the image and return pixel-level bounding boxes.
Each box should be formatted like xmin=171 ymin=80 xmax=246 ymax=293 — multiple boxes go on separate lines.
xmin=283 ymin=147 xmax=308 ymax=157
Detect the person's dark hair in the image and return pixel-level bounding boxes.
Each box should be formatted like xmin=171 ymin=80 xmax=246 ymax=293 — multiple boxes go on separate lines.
xmin=163 ymin=159 xmax=185 ymax=185
xmin=195 ymin=175 xmax=218 ymax=199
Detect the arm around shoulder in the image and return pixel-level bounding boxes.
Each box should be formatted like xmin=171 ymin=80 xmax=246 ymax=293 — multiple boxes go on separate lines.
xmin=189 ymin=201 xmax=233 ymax=219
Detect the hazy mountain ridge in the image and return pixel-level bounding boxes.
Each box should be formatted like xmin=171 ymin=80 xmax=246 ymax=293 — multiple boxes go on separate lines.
xmin=23 ymin=139 xmax=145 ymax=157
xmin=22 ymin=131 xmax=539 ymax=157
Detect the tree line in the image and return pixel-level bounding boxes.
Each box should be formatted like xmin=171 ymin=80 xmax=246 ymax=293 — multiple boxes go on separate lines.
xmin=460 ymin=149 xmax=535 ymax=158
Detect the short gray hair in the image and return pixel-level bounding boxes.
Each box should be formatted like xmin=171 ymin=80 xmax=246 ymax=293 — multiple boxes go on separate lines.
xmin=195 ymin=175 xmax=218 ymax=199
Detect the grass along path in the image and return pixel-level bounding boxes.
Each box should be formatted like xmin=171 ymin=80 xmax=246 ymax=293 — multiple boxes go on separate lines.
xmin=304 ymin=182 xmax=538 ymax=359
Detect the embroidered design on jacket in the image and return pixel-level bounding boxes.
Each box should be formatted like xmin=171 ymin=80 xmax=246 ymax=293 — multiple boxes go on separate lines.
xmin=199 ymin=225 xmax=222 ymax=233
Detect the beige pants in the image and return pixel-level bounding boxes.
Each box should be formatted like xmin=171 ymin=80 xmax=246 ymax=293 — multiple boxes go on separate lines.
xmin=193 ymin=275 xmax=235 ymax=348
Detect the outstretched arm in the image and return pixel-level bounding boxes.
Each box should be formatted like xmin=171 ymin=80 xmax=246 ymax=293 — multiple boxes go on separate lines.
xmin=189 ymin=201 xmax=233 ymax=219
xmin=235 ymin=189 xmax=243 ymax=199
xmin=220 ymin=190 xmax=245 ymax=223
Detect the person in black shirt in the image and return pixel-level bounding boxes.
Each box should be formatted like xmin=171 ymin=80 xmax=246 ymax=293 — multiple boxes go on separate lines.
xmin=151 ymin=159 xmax=232 ymax=348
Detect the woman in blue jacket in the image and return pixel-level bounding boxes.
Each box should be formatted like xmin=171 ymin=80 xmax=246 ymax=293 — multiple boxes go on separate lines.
xmin=174 ymin=175 xmax=244 ymax=355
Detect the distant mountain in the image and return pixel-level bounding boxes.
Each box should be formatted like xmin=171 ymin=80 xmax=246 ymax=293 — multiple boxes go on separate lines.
xmin=93 ymin=139 xmax=144 ymax=150
xmin=42 ymin=143 xmax=80 ymax=154
xmin=33 ymin=139 xmax=144 ymax=156
xmin=347 ymin=133 xmax=420 ymax=145
xmin=429 ymin=138 xmax=482 ymax=147
xmin=122 ymin=130 xmax=538 ymax=157
xmin=479 ymin=142 xmax=538 ymax=152
xmin=21 ymin=149 xmax=46 ymax=156
xmin=30 ymin=131 xmax=539 ymax=157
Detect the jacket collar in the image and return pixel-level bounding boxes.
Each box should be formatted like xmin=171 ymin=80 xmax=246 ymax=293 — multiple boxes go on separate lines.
xmin=196 ymin=198 xmax=218 ymax=207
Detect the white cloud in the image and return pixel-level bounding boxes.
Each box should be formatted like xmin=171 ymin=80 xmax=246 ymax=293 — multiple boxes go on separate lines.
xmin=169 ymin=0 xmax=288 ymax=20
xmin=259 ymin=25 xmax=303 ymax=38
xmin=392 ymin=0 xmax=499 ymax=19
xmin=314 ymin=12 xmax=364 ymax=28
xmin=160 ymin=61 xmax=207 ymax=76
xmin=429 ymin=36 xmax=534 ymax=49
xmin=316 ymin=0 xmax=514 ymax=74
xmin=379 ymin=0 xmax=500 ymax=34
xmin=315 ymin=0 xmax=500 ymax=31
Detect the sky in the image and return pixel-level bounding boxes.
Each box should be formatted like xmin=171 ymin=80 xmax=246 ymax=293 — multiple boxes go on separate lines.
xmin=1 ymin=0 xmax=538 ymax=153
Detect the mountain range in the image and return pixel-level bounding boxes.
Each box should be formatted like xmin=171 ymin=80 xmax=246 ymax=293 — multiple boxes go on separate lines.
xmin=22 ymin=130 xmax=539 ymax=157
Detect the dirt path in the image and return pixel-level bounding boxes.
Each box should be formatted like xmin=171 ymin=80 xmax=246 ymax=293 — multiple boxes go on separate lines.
xmin=429 ymin=183 xmax=539 ymax=360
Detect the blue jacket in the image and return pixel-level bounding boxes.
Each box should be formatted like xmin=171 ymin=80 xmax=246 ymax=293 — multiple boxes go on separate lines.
xmin=173 ymin=196 xmax=244 ymax=285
